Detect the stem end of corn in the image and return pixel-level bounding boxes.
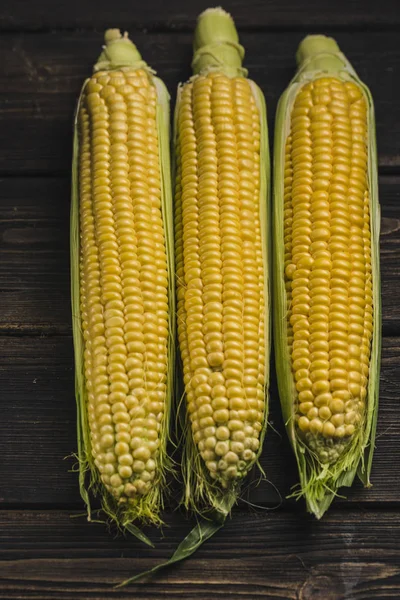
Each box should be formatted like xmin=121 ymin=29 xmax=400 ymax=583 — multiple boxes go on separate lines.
xmin=191 ymin=6 xmax=246 ymax=76
xmin=295 ymin=34 xmax=344 ymax=73
xmin=94 ymin=28 xmax=144 ymax=72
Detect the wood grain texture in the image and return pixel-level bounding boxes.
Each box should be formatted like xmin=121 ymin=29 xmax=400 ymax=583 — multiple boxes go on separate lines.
xmin=0 ymin=335 xmax=398 ymax=507
xmin=0 ymin=31 xmax=399 ymax=174
xmin=1 ymin=0 xmax=399 ymax=30
xmin=1 ymin=175 xmax=399 ymax=335
xmin=0 ymin=178 xmax=71 ymax=334
xmin=1 ymin=3 xmax=399 ymax=596
xmin=0 ymin=510 xmax=400 ymax=599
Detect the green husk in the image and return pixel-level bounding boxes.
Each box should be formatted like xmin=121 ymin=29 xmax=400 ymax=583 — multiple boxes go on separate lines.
xmin=273 ymin=35 xmax=381 ymax=518
xmin=120 ymin=8 xmax=270 ymax=583
xmin=70 ymin=30 xmax=175 ymax=543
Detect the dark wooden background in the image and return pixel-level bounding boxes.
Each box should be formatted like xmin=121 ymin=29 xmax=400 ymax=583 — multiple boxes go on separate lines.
xmin=1 ymin=0 xmax=399 ymax=598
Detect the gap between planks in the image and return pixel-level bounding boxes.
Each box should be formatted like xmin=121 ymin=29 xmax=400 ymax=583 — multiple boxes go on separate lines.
xmin=1 ymin=23 xmax=400 ymax=35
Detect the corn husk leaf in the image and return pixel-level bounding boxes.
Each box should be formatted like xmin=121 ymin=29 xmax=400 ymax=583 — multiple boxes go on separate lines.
xmin=273 ymin=39 xmax=381 ymax=518
xmin=116 ymin=508 xmax=226 ymax=587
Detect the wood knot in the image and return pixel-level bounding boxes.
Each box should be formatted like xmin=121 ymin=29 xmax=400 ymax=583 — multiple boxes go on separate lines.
xmin=381 ymin=217 xmax=400 ymax=236
xmin=299 ymin=574 xmax=343 ymax=600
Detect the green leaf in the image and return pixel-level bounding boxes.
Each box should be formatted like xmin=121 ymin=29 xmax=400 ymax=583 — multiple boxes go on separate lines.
xmin=116 ymin=507 xmax=229 ymax=588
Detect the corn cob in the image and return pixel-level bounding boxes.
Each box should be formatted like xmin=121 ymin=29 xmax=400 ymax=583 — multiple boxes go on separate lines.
xmin=70 ymin=30 xmax=174 ymax=541
xmin=273 ymin=35 xmax=381 ymax=517
xmin=118 ymin=9 xmax=270 ymax=586
xmin=175 ymin=7 xmax=270 ymax=513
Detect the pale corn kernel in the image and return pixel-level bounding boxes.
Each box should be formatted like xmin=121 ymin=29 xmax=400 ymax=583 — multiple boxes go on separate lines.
xmin=298 ymin=390 xmax=314 ymax=403
xmin=216 ymin=426 xmax=230 ymax=441
xmin=242 ymin=449 xmax=255 ymax=462
xmin=133 ymin=447 xmax=151 ymax=462
xmin=322 ymin=421 xmax=336 ymax=438
xmin=231 ymin=441 xmax=244 ymax=454
xmin=214 ymin=409 xmax=230 ymax=423
xmin=103 ymin=463 xmax=115 ymax=476
xmin=204 ymin=436 xmax=217 ymax=449
xmin=225 ymin=451 xmax=239 ymax=464
xmin=215 ymin=441 xmax=230 ymax=457
xmin=319 ymin=406 xmax=331 ymax=420
xmin=146 ymin=458 xmax=156 ymax=472
xmin=218 ymin=459 xmax=228 ymax=472
xmin=118 ymin=454 xmax=133 ymax=466
xmin=115 ymin=442 xmax=129 ymax=456
xmin=335 ymin=426 xmax=346 ymax=439
xmin=136 ymin=480 xmax=150 ymax=495
xmin=207 ymin=460 xmax=218 ymax=473
xmin=202 ymin=449 xmax=215 ymax=462
xmin=110 ymin=474 xmax=122 ymax=488
xmin=330 ymin=399 xmax=345 ymax=414
xmin=298 ymin=416 xmax=310 ymax=432
xmin=229 ymin=420 xmax=244 ymax=432
xmin=100 ymin=434 xmax=114 ymax=449
xmin=309 ymin=418 xmax=323 ymax=434
xmin=307 ymin=407 xmax=319 ymax=420
xmin=232 ymin=430 xmax=245 ymax=442
xmin=132 ymin=460 xmax=145 ymax=473
xmin=212 ymin=397 xmax=229 ymax=410
xmin=299 ymin=401 xmax=313 ymax=414
xmin=345 ymin=410 xmax=357 ymax=424
xmin=140 ymin=470 xmax=153 ymax=483
xmin=314 ymin=392 xmax=332 ymax=407
xmin=124 ymin=483 xmax=137 ymax=497
xmin=118 ymin=465 xmax=133 ymax=479
xmin=331 ymin=413 xmax=344 ymax=428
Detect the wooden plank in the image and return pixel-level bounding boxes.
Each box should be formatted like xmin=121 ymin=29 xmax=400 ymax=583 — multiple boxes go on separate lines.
xmin=0 ymin=509 xmax=400 ymax=599
xmin=1 ymin=175 xmax=399 ymax=335
xmin=1 ymin=0 xmax=399 ymax=30
xmin=380 ymin=176 xmax=400 ymax=335
xmin=0 ymin=178 xmax=70 ymax=334
xmin=0 ymin=31 xmax=399 ymax=173
xmin=0 ymin=335 xmax=398 ymax=507
xmin=0 ymin=336 xmax=77 ymax=505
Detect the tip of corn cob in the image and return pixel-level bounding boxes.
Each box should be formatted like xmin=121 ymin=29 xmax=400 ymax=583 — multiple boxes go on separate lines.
xmin=194 ymin=6 xmax=238 ymax=50
xmin=192 ymin=6 xmax=246 ymax=76
xmin=197 ymin=6 xmax=232 ymax=20
xmin=104 ymin=28 xmax=124 ymax=43
xmin=93 ymin=28 xmax=144 ymax=72
xmin=296 ymin=34 xmax=341 ymax=67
